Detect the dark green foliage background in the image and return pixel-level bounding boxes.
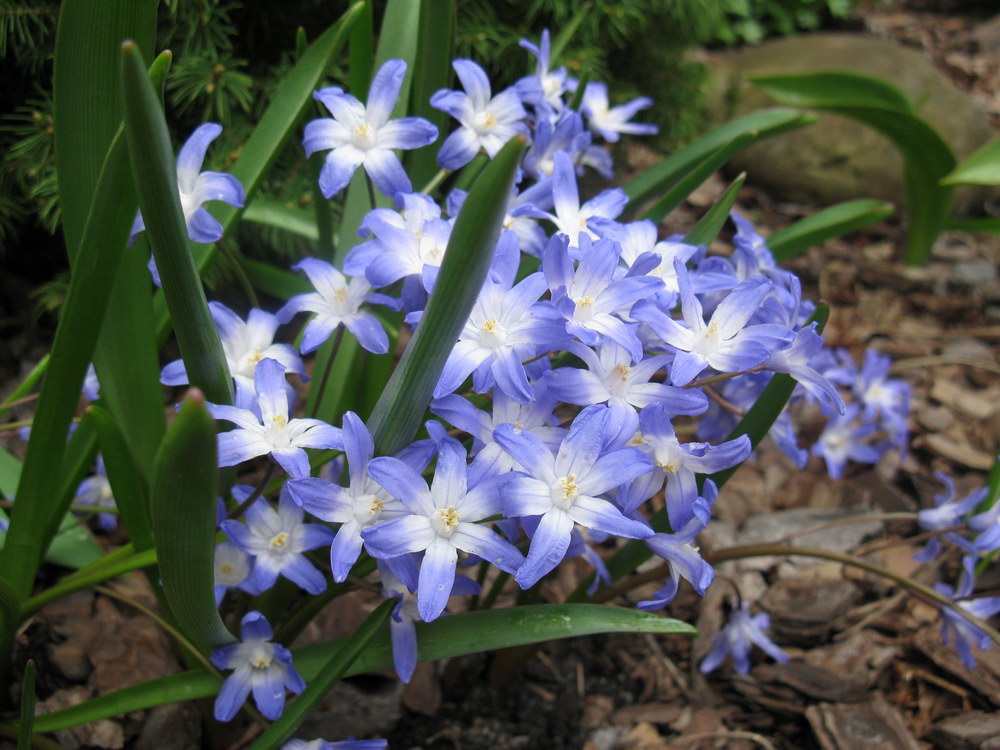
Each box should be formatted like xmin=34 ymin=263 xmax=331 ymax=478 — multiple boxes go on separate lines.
xmin=0 ymin=0 xmax=861 ymax=311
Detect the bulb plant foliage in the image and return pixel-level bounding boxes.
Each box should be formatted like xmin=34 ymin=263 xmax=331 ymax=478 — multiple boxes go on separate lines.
xmin=0 ymin=2 xmax=997 ymax=747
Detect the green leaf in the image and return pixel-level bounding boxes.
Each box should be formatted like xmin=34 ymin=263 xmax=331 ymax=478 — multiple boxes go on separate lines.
xmin=89 ymin=406 xmax=154 ymax=553
xmin=751 ymin=72 xmax=957 ymax=266
xmin=751 ymin=71 xmax=914 ymax=113
xmin=53 ymin=0 xmax=156 ymax=261
xmin=242 ymin=200 xmax=319 ymax=241
xmin=29 ymin=604 xmax=695 ymax=733
xmin=20 ymin=547 xmax=159 ymax=621
xmin=250 ymin=600 xmax=394 ymax=750
xmin=3 ymin=119 xmax=136 ymax=604
xmin=241 ymin=258 xmax=311 ymax=300
xmin=0 ymin=354 xmax=48 ymax=409
xmin=367 ymin=136 xmax=527 ymax=455
xmin=550 ymin=4 xmax=590 ymax=65
xmin=407 ymin=0 xmax=454 ymax=189
xmin=624 ymin=108 xmax=813 ymax=212
xmin=942 ymin=138 xmax=1000 ymax=186
xmin=153 ymin=2 xmax=365 ymax=341
xmin=682 ymin=173 xmax=746 ymax=246
xmin=121 ymin=41 xmax=233 ymax=407
xmin=348 ymin=0 xmax=374 ymax=97
xmin=768 ymin=199 xmax=894 ymax=261
xmin=641 ymin=133 xmax=756 ymax=224
xmin=946 ymin=216 xmax=1000 ymax=237
xmin=90 ymin=51 xmax=172 ymax=481
xmin=149 ymin=390 xmax=234 ymax=652
xmin=16 ymin=660 xmax=35 ymax=750
xmin=0 ymin=448 xmax=20 ymax=498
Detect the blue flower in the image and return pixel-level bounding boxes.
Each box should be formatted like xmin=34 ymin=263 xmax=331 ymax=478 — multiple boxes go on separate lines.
xmin=494 ymin=404 xmax=653 ymax=589
xmin=221 ymin=488 xmax=334 ymax=594
xmin=206 ymin=358 xmax=343 ymax=479
xmin=211 ymin=611 xmax=305 ymax=722
xmin=580 ymin=82 xmax=657 ymax=143
xmin=700 ymin=603 xmax=790 ymax=675
xmin=812 ymin=405 xmax=885 ymax=480
xmin=362 ymin=438 xmax=524 ymax=622
xmin=431 ymin=59 xmax=528 ymax=169
xmin=639 ymin=498 xmax=715 ymax=610
xmin=633 ymin=262 xmax=793 ymax=386
xmin=75 ymin=456 xmax=117 ymax=531
xmin=283 ymin=739 xmax=387 ymax=750
xmin=516 ymin=29 xmax=570 ymax=112
xmin=935 ymin=557 xmax=1000 ymax=669
xmin=161 ymin=302 xmax=305 ymax=413
xmin=213 ymin=541 xmax=258 ymax=606
xmin=286 ymin=412 xmax=408 ymax=583
xmin=304 ymin=60 xmax=438 ymax=198
xmin=277 ymin=259 xmax=396 ymax=355
xmin=130 ymin=123 xmax=245 ymax=245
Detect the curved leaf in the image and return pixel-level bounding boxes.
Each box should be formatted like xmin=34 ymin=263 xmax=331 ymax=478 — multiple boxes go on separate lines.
xmin=768 ymin=199 xmax=894 ymax=261
xmin=367 ymin=135 xmax=527 ymax=455
xmin=406 ymin=0 xmax=454 ymax=188
xmin=751 ymin=72 xmax=957 ymax=266
xmin=942 ymin=137 xmax=1000 ymax=186
xmin=242 ymin=200 xmax=319 ymax=241
xmin=149 ymin=390 xmax=234 ymax=652
xmin=641 ymin=133 xmax=756 ymax=224
xmin=682 ymin=173 xmax=746 ymax=246
xmin=29 ymin=604 xmax=695 ymax=733
xmin=624 ymin=108 xmax=813 ymax=211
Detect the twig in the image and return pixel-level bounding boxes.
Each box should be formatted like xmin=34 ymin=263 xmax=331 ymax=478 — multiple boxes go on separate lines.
xmin=891 ymin=355 xmax=1000 ymax=376
xmin=702 ymin=385 xmax=745 ymax=415
xmin=307 ymin=325 xmax=346 ymax=419
xmin=0 ymin=393 xmax=40 ymax=414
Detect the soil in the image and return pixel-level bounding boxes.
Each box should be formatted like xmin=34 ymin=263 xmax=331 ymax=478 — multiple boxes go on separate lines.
xmin=3 ymin=1 xmax=1000 ymax=749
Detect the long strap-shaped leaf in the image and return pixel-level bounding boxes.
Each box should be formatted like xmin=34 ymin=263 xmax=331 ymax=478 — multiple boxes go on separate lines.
xmin=250 ymin=600 xmax=395 ymax=749
xmin=152 ymin=2 xmax=365 ymax=342
xmin=122 ymin=41 xmax=233 ymax=407
xmin=751 ymin=72 xmax=957 ymax=266
xmin=149 ymin=390 xmax=234 ymax=652
xmin=406 ymin=0 xmax=454 ymax=189
xmin=55 ymin=0 xmax=164 ymax=479
xmin=640 ymin=133 xmax=755 ymax=224
xmin=367 ymin=136 xmax=527 ymax=455
xmin=28 ymin=604 xmax=694 ymax=733
xmin=682 ymin=173 xmax=746 ymax=247
xmin=941 ymin=137 xmax=1000 ymax=186
xmin=768 ymin=199 xmax=894 ymax=261
xmin=623 ymin=108 xmax=813 ymax=212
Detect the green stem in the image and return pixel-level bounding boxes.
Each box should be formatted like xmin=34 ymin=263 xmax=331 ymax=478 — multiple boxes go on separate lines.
xmin=307 ymin=325 xmax=345 ymax=420
xmin=227 ymin=463 xmax=276 ymax=520
xmin=216 ymin=240 xmax=259 ymax=309
xmin=418 ymin=167 xmax=450 ymax=196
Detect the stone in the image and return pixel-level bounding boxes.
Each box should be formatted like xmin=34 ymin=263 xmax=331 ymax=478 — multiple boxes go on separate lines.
xmin=709 ymin=33 xmax=999 ymax=214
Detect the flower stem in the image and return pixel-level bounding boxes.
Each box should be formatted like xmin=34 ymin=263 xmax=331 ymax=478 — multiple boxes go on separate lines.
xmin=307 ymin=325 xmax=346 ymax=420
xmin=227 ymin=463 xmax=276 ymax=520
xmin=216 ymin=239 xmax=259 ymax=309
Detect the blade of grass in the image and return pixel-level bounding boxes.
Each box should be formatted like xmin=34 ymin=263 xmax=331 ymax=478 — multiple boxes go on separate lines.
xmin=16 ymin=660 xmax=34 ymax=750
xmin=242 ymin=200 xmax=319 ymax=241
xmin=0 ymin=355 xmax=48 ymax=409
xmin=149 ymin=390 xmax=234 ymax=652
xmin=367 ymin=135 xmax=527 ymax=455
xmin=89 ymin=406 xmax=153 ymax=553
xmin=942 ymin=137 xmax=1000 ymax=186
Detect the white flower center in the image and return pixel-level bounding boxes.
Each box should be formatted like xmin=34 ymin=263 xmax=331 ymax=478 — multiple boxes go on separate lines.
xmin=352 ymin=122 xmax=377 ymax=150
xmin=353 ymin=493 xmax=385 ymax=526
xmin=551 ymin=474 xmax=579 ymax=510
xmin=432 ymin=505 xmax=460 ymax=536
xmin=248 ymin=643 xmax=274 ymax=670
xmin=477 ymin=318 xmax=508 ymax=351
xmin=472 ymin=110 xmax=498 ymax=135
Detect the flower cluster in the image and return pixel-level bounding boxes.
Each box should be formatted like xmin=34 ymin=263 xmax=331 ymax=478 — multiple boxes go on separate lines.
xmin=88 ymin=35 xmax=985 ymax=723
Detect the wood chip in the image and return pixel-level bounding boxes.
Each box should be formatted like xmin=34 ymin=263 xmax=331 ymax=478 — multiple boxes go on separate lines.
xmin=921 ymin=433 xmax=996 ymax=469
xmin=927 ymin=711 xmax=1000 ymax=750
xmin=914 ymin=627 xmax=1000 ymax=706
xmin=611 ymin=703 xmax=683 ymax=726
xmin=805 ymin=692 xmax=920 ymax=750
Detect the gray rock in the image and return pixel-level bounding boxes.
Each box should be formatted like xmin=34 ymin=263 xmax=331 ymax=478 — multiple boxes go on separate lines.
xmin=709 ymin=33 xmax=999 ymax=214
